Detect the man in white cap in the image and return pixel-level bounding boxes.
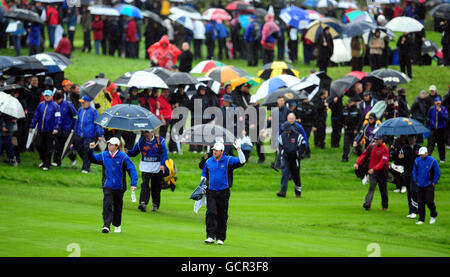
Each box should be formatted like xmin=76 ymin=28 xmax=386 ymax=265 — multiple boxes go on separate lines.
xmin=412 ymin=147 xmax=440 ymax=225
xmin=425 ymin=85 xmax=442 ymax=111
xmin=200 ymin=139 xmax=246 ymax=245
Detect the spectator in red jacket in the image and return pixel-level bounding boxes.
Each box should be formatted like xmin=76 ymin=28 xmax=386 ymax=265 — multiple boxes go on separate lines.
xmin=125 ymin=17 xmax=138 ymax=59
xmin=55 ymin=33 xmax=72 ymax=59
xmin=107 ymin=82 xmax=122 ymax=106
xmin=393 ymin=4 xmax=403 ymax=18
xmin=354 ymin=134 xmax=390 ymax=211
xmin=156 ymin=88 xmax=172 ymax=139
xmin=46 ymin=4 xmax=59 ymax=48
xmin=92 ymin=15 xmax=104 ymax=55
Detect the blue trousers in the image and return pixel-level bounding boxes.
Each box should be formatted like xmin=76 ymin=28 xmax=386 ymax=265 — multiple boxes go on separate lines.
xmin=279 ymin=155 xmax=301 ymax=194
xmin=73 ymin=135 xmax=94 ymax=172
xmin=48 ymin=25 xmax=56 ymax=48
xmin=0 ymin=135 xmax=15 ymax=160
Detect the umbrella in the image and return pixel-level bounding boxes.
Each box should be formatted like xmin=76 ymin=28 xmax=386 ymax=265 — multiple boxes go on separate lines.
xmin=330 ymin=38 xmax=352 ymax=63
xmin=190 ymin=179 xmax=207 ymax=201
xmin=0 ymin=56 xmax=25 ymax=71
xmin=169 ymin=14 xmax=194 ymax=31
xmin=347 ymin=71 xmax=384 ymax=93
xmin=305 ymin=18 xmax=342 ymax=42
xmin=165 ymin=72 xmax=199 ymax=86
xmin=330 ymin=75 xmax=360 ymax=98
xmin=170 ymin=5 xmax=202 ymax=20
xmin=144 ymin=67 xmax=173 ymax=80
xmin=202 ymin=8 xmax=231 ymax=21
xmin=289 ymin=81 xmax=319 ymax=100
xmin=317 ymin=0 xmax=338 ymax=8
xmin=300 ymin=70 xmax=332 ymax=94
xmin=347 ymin=71 xmax=367 ymax=80
xmin=344 ymin=10 xmax=376 ymax=24
xmin=4 ymin=8 xmax=44 ymax=24
xmin=60 ymin=130 xmax=75 ymax=161
xmin=205 ymin=66 xmax=249 ymax=83
xmin=341 ymin=20 xmax=378 ymax=38
xmin=89 ymin=5 xmax=120 ymax=17
xmin=225 ymin=1 xmax=255 ymax=12
xmin=195 ymin=76 xmax=221 ymax=95
xmin=338 ymin=1 xmax=359 ymax=9
xmin=257 ymin=61 xmax=300 ymax=80
xmin=0 ymin=91 xmax=25 ymax=118
xmin=2 ymin=56 xmax=47 ymax=76
xmin=368 ymin=68 xmax=411 ymax=86
xmin=114 ymin=71 xmax=168 ymax=89
xmin=279 ymin=6 xmax=310 ymax=30
xmin=44 ymin=52 xmax=72 ymax=67
xmin=254 ymin=74 xmax=302 ymax=102
xmin=141 ymin=10 xmax=164 ymax=25
xmin=229 ymin=75 xmax=261 ymax=90
xmin=0 ymin=0 xmax=9 ymax=12
xmin=180 ymin=123 xmax=236 ymax=146
xmin=374 ymin=117 xmax=430 ymax=136
xmin=261 ymin=88 xmax=307 ymax=106
xmin=385 ymin=16 xmax=424 ymax=33
xmin=95 ymin=104 xmax=162 ymax=132
xmin=429 ymin=3 xmax=450 ymax=20
xmin=32 ymin=53 xmax=69 ymax=74
xmin=306 ymin=9 xmax=324 ymax=20
xmin=190 ymin=60 xmax=226 ymax=74
xmin=422 ymin=39 xmax=440 ymax=55
xmin=115 ymin=4 xmax=143 ymax=19
xmin=254 ymin=8 xmax=267 ymax=26
xmin=80 ymin=78 xmax=109 ymax=100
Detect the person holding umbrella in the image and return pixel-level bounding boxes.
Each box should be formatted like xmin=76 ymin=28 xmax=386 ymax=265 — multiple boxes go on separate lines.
xmin=316 ymin=26 xmax=334 ymax=73
xmin=126 ymin=130 xmax=168 ymax=213
xmin=427 ymin=97 xmax=448 ymax=163
xmin=350 ymin=35 xmax=365 ymax=72
xmin=29 ymin=90 xmax=61 ymax=171
xmin=89 ymin=137 xmax=138 ymax=233
xmin=397 ymin=32 xmax=413 ymax=79
xmin=201 ymin=140 xmax=246 ymax=245
xmin=368 ymin=29 xmax=385 ymax=71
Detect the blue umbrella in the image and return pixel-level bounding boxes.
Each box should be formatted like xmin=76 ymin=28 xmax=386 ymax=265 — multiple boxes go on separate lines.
xmin=239 ymin=14 xmax=250 ymax=29
xmin=254 ymin=74 xmax=302 ymax=102
xmin=374 ymin=117 xmax=430 ymax=136
xmin=190 ymin=179 xmax=207 ymax=201
xmin=341 ymin=21 xmax=377 ymax=38
xmin=280 ymin=6 xmax=310 ymax=30
xmin=115 ymin=4 xmax=143 ymax=19
xmin=95 ymin=104 xmax=162 ymax=131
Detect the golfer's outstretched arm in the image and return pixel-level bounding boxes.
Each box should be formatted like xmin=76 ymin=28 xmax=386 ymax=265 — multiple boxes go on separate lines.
xmin=125 ymin=156 xmax=138 ymax=188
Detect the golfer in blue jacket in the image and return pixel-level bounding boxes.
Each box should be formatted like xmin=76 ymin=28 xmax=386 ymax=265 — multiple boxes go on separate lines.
xmin=89 ymin=137 xmax=138 ymax=233
xmin=412 ymin=147 xmax=441 ymax=225
xmin=201 ymin=140 xmax=246 ymax=245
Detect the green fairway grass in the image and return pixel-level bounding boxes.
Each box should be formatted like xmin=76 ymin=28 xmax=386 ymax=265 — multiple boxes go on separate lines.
xmin=0 ymin=28 xmax=449 ymax=257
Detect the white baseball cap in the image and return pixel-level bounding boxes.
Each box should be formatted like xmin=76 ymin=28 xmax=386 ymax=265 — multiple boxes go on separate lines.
xmin=429 ymin=85 xmax=437 ymax=91
xmin=418 ymin=146 xmax=428 ymax=155
xmin=107 ymin=137 xmax=121 ymax=146
xmin=212 ymin=142 xmax=224 ymax=151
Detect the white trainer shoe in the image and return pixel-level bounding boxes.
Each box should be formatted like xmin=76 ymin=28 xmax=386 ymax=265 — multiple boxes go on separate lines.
xmin=416 ymin=221 xmax=424 ymax=225
xmin=393 ymin=189 xmax=400 ymax=193
xmin=430 ymin=217 xmax=436 ymax=224
xmin=42 ymin=167 xmax=49 ymax=171
xmin=51 ymin=162 xmax=58 ymax=167
xmin=102 ymin=227 xmax=109 ymax=233
xmin=38 ymin=162 xmax=44 ymax=168
xmin=407 ymin=213 xmax=417 ymax=219
xmin=81 ymin=170 xmax=89 ymax=174
xmin=217 ymin=240 xmax=224 ymax=245
xmin=204 ymin=237 xmax=214 ymax=244
xmin=72 ymin=160 xmax=77 ymax=167
xmin=401 ymin=186 xmax=407 ymax=193
xmin=114 ymin=226 xmax=121 ymax=233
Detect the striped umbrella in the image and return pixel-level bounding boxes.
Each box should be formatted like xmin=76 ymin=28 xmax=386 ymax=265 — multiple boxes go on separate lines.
xmin=229 ymin=75 xmax=261 ymax=90
xmin=254 ymin=74 xmax=302 ymax=102
xmin=305 ymin=18 xmax=341 ymax=42
xmin=190 ymin=60 xmax=226 ymax=74
xmin=0 ymin=0 xmax=9 ymax=11
xmin=344 ymin=10 xmax=376 ymax=24
xmin=205 ymin=66 xmax=249 ymax=83
xmin=32 ymin=53 xmax=71 ymax=74
xmin=306 ymin=9 xmax=324 ymax=20
xmin=202 ymin=8 xmax=231 ymax=21
xmin=257 ymin=61 xmax=300 ymax=80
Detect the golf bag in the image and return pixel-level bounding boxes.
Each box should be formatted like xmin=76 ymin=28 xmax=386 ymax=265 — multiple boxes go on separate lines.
xmin=161 ymin=158 xmax=177 ymax=192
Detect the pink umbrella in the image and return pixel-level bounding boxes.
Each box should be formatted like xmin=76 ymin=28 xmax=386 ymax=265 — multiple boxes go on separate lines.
xmin=347 ymin=71 xmax=367 ymax=80
xmin=307 ymin=9 xmax=324 ymax=20
xmin=202 ymin=8 xmax=232 ymax=21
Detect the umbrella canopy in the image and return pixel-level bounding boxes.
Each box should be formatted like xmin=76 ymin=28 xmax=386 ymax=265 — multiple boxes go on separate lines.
xmin=289 ymin=81 xmax=319 ymax=100
xmin=229 ymin=75 xmax=261 ymax=90
xmin=205 ymin=66 xmax=249 ymax=83
xmin=2 ymin=56 xmax=47 ymax=76
xmin=0 ymin=0 xmax=9 ymax=12
xmin=142 ymin=10 xmax=164 ymax=25
xmin=0 ymin=56 xmax=25 ymax=71
xmin=170 ymin=5 xmax=202 ymax=20
xmin=385 ymin=16 xmax=424 ymax=33
xmin=44 ymin=52 xmax=72 ymax=66
xmin=114 ymin=71 xmax=168 ymax=89
xmin=226 ymin=1 xmax=255 ymax=12
xmin=190 ymin=60 xmax=226 ymax=74
xmin=347 ymin=71 xmax=384 ymax=93
xmin=317 ymin=0 xmax=338 ymax=8
xmin=194 ymin=76 xmax=221 ymax=95
xmin=330 ymin=75 xmax=360 ymax=98
xmin=305 ymin=18 xmax=342 ymax=42
xmin=280 ymin=6 xmax=310 ymax=30
xmin=344 ymin=10 xmax=376 ymax=24
xmin=257 ymin=61 xmax=300 ymax=80
xmin=32 ymin=53 xmax=70 ymax=74
xmin=261 ymin=88 xmax=307 ymax=106
xmin=4 ymin=8 xmax=44 ymax=24
xmin=368 ymin=68 xmax=411 ymax=86
xmin=80 ymin=78 xmax=109 ymax=100
xmin=338 ymin=1 xmax=359 ymax=9
xmin=347 ymin=71 xmax=367 ymax=80
xmin=0 ymin=91 xmax=25 ymax=118
xmin=166 ymin=72 xmax=198 ymax=86
xmin=95 ymin=104 xmax=162 ymax=132
xmin=254 ymin=74 xmax=302 ymax=102
xmin=180 ymin=123 xmax=236 ymax=146
xmin=422 ymin=39 xmax=440 ymax=55
xmin=202 ymin=8 xmax=231 ymax=21
xmin=341 ymin=20 xmax=377 ymax=38
xmin=116 ymin=4 xmax=143 ymax=19
xmin=89 ymin=5 xmax=120 ymax=17
xmin=190 ymin=179 xmax=207 ymax=200
xmin=169 ymin=13 xmax=194 ymax=31
xmin=144 ymin=67 xmax=173 ymax=80
xmin=429 ymin=3 xmax=450 ymax=19
xmin=375 ymin=117 xmax=430 ymax=136
xmin=306 ymin=9 xmax=324 ymax=20
xmin=254 ymin=8 xmax=267 ymax=26
xmin=330 ymin=38 xmax=352 ymax=63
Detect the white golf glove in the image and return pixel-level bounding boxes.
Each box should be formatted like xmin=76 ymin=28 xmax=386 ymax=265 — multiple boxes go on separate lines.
xmin=233 ymin=138 xmax=242 ymax=149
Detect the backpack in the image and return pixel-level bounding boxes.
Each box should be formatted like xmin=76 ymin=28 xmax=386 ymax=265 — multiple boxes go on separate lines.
xmin=252 ymin=22 xmax=261 ymax=40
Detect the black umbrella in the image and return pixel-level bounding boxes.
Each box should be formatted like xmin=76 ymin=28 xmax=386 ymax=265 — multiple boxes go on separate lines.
xmin=44 ymin=52 xmax=73 ymax=66
xmin=341 ymin=21 xmax=377 ymax=38
xmin=4 ymin=8 xmax=44 ymax=24
xmin=144 ymin=67 xmax=173 ymax=80
xmin=95 ymin=104 xmax=163 ymax=131
xmin=80 ymin=78 xmax=109 ymax=100
xmin=254 ymin=8 xmax=267 ymax=26
xmin=430 ymin=3 xmax=450 ymax=20
xmin=330 ymin=75 xmax=360 ymax=98
xmin=0 ymin=56 xmax=25 ymax=71
xmin=166 ymin=72 xmax=199 ymax=86
xmin=2 ymin=56 xmax=48 ymax=76
xmin=368 ymin=68 xmax=411 ymax=86
xmin=261 ymin=88 xmax=307 ymax=106
xmin=422 ymin=39 xmax=439 ymax=54
xmin=180 ymin=124 xmax=236 ymax=146
xmin=360 ymin=75 xmax=384 ymax=93
xmin=0 ymin=84 xmax=30 ymax=94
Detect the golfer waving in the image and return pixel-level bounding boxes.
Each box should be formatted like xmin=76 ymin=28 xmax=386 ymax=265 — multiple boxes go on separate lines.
xmin=201 ymin=140 xmax=246 ymax=245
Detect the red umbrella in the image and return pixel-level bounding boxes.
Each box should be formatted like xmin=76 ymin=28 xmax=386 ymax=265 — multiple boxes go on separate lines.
xmin=0 ymin=0 xmax=9 ymax=12
xmin=225 ymin=1 xmax=255 ymax=13
xmin=347 ymin=71 xmax=367 ymax=80
xmin=203 ymin=8 xmax=232 ymax=21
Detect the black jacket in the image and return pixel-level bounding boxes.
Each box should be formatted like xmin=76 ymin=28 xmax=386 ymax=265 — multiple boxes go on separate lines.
xmin=295 ymin=102 xmax=317 ymax=127
xmin=399 ymin=144 xmax=422 ymax=175
xmin=178 ymin=50 xmax=193 ymax=73
xmin=340 ymin=105 xmax=363 ymax=132
xmin=411 ymin=97 xmax=428 ymax=123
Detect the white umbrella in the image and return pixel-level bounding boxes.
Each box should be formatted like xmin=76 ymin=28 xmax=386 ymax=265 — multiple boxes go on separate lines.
xmin=330 ymin=37 xmax=352 ymax=64
xmin=169 ymin=14 xmax=194 ymax=31
xmin=114 ymin=71 xmax=168 ymax=89
xmin=0 ymin=91 xmax=26 ymax=119
xmin=170 ymin=6 xmax=202 ymax=20
xmin=254 ymin=74 xmax=302 ymax=102
xmin=337 ymin=1 xmax=359 ymax=9
xmin=317 ymin=0 xmax=338 ymax=8
xmin=88 ymin=6 xmax=121 ymax=17
xmin=289 ymin=81 xmax=319 ymax=101
xmin=385 ymin=16 xmax=424 ymax=33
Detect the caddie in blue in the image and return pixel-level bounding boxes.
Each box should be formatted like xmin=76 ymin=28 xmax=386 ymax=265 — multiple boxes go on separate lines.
xmin=412 ymin=147 xmax=441 ymax=225
xmin=29 ymin=89 xmax=61 ymax=171
xmin=89 ymin=137 xmax=138 ymax=234
xmin=201 ymin=140 xmax=246 ymax=245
